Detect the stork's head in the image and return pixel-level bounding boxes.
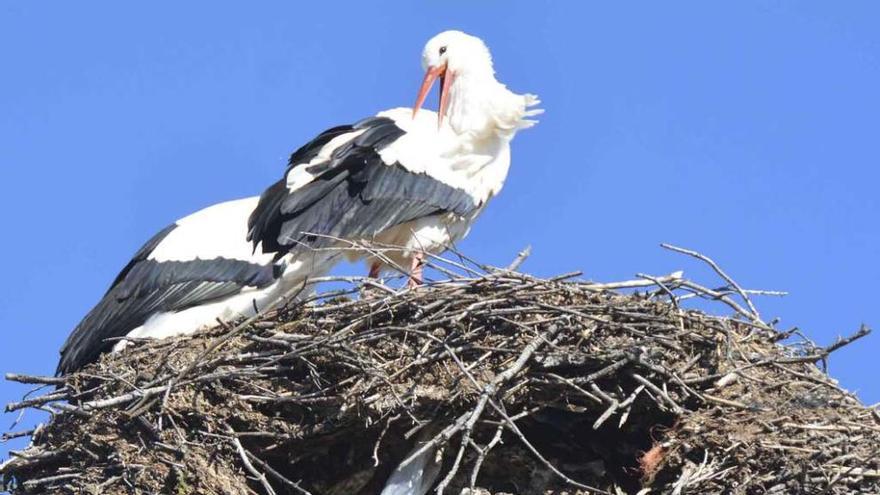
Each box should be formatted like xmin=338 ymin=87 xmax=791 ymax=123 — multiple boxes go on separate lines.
xmin=413 ymin=31 xmax=495 ymax=126
xmin=421 ymin=30 xmax=494 ymax=78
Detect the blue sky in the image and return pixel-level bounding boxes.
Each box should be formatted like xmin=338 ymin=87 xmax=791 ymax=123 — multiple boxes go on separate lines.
xmin=1 ymin=2 xmax=878 ymax=463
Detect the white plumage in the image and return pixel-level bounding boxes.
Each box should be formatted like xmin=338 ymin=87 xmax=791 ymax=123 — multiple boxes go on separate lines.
xmin=147 ymin=198 xmax=274 ymax=264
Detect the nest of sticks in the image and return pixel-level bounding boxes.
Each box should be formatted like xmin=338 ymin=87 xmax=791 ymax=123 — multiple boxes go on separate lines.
xmin=2 ymin=245 xmax=878 ymax=494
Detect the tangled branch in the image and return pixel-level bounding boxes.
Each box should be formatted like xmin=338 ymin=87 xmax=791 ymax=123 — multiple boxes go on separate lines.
xmin=1 ymin=246 xmax=876 ymax=494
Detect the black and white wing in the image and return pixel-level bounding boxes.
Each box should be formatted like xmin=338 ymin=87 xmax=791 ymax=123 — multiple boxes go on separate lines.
xmin=58 ymin=200 xmax=279 ymax=375
xmin=248 ymin=116 xmax=480 ymax=257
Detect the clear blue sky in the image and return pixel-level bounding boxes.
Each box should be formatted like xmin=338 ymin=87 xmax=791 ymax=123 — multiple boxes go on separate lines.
xmin=2 ymin=2 xmax=878 ymax=463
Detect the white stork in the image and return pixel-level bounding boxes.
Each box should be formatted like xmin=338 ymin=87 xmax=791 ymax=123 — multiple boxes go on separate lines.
xmin=57 ymin=197 xmax=337 ymax=375
xmin=246 ymin=30 xmax=541 ymax=495
xmin=247 ymin=30 xmax=541 ymax=287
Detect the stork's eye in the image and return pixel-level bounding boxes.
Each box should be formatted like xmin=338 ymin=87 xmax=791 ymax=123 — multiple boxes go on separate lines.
xmin=439 ymin=46 xmax=447 ymax=55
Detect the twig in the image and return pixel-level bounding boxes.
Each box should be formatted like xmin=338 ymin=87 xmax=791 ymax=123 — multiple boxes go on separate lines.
xmin=822 ymin=324 xmax=871 ymax=356
xmin=229 ymin=430 xmax=277 ymax=495
xmin=505 ymin=245 xmax=532 ymax=272
xmin=4 ymin=373 xmax=65 ymax=385
xmin=661 ymin=243 xmax=761 ymax=320
xmin=3 ymin=246 xmax=877 ymax=495
xmin=581 ymin=271 xmax=684 ymax=291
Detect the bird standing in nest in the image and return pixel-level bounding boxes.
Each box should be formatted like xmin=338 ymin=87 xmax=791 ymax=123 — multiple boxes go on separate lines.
xmin=248 ymin=30 xmax=541 ymax=288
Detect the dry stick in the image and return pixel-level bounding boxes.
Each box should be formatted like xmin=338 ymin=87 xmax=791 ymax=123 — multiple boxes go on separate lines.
xmin=1 ymin=428 xmax=36 ymax=442
xmin=423 ymin=259 xmax=469 ymax=281
xmin=541 ymin=373 xmax=603 ymax=404
xmin=580 ymin=271 xmax=684 ymax=291
xmin=4 ymin=373 xmax=66 ymax=385
xmin=373 ymin=414 xmax=400 ymax=467
xmin=630 ymin=373 xmax=684 ymax=414
xmin=821 ymin=446 xmax=880 ymax=494
xmin=307 ymin=275 xmax=396 ymax=295
xmin=126 ymin=278 xmax=311 ymax=417
xmin=592 ymin=398 xmax=620 ymax=430
xmin=229 ymin=432 xmax=277 ymax=495
xmin=243 ymin=450 xmax=314 ymax=495
xmin=468 ymin=423 xmax=505 ymax=489
xmin=398 ymin=325 xmax=558 ymax=489
xmin=434 ymin=397 xmax=488 ymax=495
xmin=180 ymin=279 xmax=309 ymax=376
xmin=7 ymin=247 xmax=879 ymax=494
xmin=397 ymin=411 xmax=471 ymax=471
xmin=488 ymin=399 xmax=611 ymax=495
xmin=434 ymin=325 xmax=561 ymax=494
xmin=423 ymin=250 xmax=485 ymax=279
xmin=637 ymin=272 xmax=682 ymax=312
xmin=617 ymin=384 xmax=646 ymax=428
xmin=21 ymin=473 xmax=82 ymax=489
xmin=63 ymin=365 xmax=280 ymax=414
xmin=822 ymin=324 xmax=871 ymax=357
xmin=6 ymin=390 xmax=71 ymax=412
xmin=393 ymin=338 xmax=500 ymax=492
xmin=676 ymin=280 xmax=759 ymax=323
xmin=439 ymin=244 xmax=503 ymax=277
xmin=504 ymin=245 xmax=532 ymax=272
xmin=307 ymin=234 xmax=419 ymax=280
xmin=565 ymin=356 xmax=632 ymax=386
xmin=661 ymin=243 xmax=761 ymax=321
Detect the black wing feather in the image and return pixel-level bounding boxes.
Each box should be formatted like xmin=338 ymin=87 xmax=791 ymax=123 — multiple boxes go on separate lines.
xmin=58 ymin=254 xmax=277 ymax=375
xmin=107 ymin=223 xmax=177 ymax=292
xmin=288 ymin=124 xmax=355 ymax=167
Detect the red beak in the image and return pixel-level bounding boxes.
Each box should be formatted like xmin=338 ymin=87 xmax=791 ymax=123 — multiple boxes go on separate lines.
xmin=413 ymin=63 xmax=453 ymax=128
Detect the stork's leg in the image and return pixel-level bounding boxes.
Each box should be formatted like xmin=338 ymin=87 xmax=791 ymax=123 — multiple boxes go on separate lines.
xmin=368 ymin=261 xmax=382 ymax=279
xmin=407 ymin=252 xmax=425 ymax=288
xmin=361 ymin=261 xmax=384 ymax=298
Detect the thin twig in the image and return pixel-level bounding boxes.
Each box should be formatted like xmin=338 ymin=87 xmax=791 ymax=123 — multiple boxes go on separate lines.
xmin=661 ymin=243 xmax=761 ymax=320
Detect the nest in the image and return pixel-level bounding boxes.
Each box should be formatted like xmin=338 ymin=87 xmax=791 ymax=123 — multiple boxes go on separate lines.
xmin=2 ymin=246 xmax=878 ymax=494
